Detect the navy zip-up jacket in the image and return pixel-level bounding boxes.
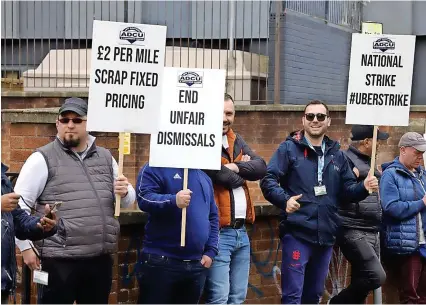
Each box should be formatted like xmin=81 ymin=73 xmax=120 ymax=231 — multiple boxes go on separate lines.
xmin=1 ymin=163 xmax=57 ymax=295
xmin=136 ymin=163 xmax=219 ymax=260
xmin=260 ymin=132 xmax=369 ymax=246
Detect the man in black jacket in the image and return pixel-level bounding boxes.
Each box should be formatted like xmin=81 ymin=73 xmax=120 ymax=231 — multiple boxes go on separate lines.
xmin=329 ymin=125 xmax=388 ymax=304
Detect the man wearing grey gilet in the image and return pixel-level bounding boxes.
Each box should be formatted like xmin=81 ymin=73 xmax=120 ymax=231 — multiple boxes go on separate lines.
xmin=14 ymin=97 xmax=136 ymax=304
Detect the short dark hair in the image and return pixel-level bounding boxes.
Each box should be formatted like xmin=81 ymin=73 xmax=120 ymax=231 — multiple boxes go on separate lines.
xmin=304 ymin=100 xmax=329 ymax=115
xmin=224 ymin=93 xmax=234 ymax=103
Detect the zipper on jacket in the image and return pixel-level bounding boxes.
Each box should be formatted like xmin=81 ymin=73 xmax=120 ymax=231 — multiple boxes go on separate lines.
xmin=1 ymin=219 xmax=9 ymax=239
xmin=74 ymin=151 xmax=107 ymax=253
xmin=5 ymin=270 xmax=12 ymax=281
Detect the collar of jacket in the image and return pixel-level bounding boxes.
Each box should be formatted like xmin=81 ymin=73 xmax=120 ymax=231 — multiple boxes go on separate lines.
xmin=54 ymin=134 xmax=98 ymax=159
xmin=288 ymin=130 xmax=340 ymax=154
xmin=223 ymin=128 xmax=237 ymax=161
xmin=384 ymin=157 xmax=425 ymax=178
xmin=348 ymin=145 xmax=371 ymax=162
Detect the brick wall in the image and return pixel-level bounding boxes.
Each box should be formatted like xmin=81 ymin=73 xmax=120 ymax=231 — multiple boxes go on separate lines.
xmin=2 ymin=96 xmax=426 ymax=304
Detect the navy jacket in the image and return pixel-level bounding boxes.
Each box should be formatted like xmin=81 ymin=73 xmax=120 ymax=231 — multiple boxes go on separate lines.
xmin=136 ymin=164 xmax=219 ymax=260
xmin=380 ymin=158 xmax=426 ymax=255
xmin=1 ymin=163 xmax=57 ymax=294
xmin=260 ymin=132 xmax=369 ymax=246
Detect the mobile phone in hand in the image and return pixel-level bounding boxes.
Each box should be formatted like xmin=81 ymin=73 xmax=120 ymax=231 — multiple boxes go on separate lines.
xmin=46 ymin=201 xmax=62 ymax=219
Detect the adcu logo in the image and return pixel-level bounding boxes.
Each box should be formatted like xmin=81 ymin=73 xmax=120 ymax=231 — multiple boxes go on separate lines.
xmin=178 ymin=72 xmax=203 ymax=87
xmin=119 ymin=27 xmax=145 ymax=44
xmin=373 ymin=38 xmax=395 ymax=52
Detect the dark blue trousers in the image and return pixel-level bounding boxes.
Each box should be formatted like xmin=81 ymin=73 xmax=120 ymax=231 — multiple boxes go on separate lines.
xmin=137 ymin=252 xmax=208 ymax=304
xmin=281 ymin=233 xmax=333 ymax=304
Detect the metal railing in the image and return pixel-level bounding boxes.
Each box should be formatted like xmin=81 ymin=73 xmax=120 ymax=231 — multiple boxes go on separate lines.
xmin=1 ymin=0 xmax=362 ymax=105
xmin=284 ymin=0 xmax=362 ymax=31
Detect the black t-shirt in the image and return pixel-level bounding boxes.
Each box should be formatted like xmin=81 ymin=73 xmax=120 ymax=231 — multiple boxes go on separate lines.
xmin=313 ymin=146 xmax=323 ymax=156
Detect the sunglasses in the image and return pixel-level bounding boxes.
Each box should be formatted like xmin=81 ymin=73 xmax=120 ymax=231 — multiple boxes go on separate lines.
xmin=58 ymin=117 xmax=86 ymax=124
xmin=304 ymin=113 xmax=328 ymax=122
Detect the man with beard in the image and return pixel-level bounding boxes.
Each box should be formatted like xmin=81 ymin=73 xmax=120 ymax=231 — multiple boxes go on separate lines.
xmin=203 ymin=93 xmax=267 ymax=304
xmin=13 ymin=97 xmax=136 ymax=304
xmin=260 ymin=100 xmax=378 ymax=304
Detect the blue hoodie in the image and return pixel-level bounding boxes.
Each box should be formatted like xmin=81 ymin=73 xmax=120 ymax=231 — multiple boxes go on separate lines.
xmin=136 ymin=163 xmax=219 ymax=260
xmin=260 ymin=132 xmax=369 ymax=246
xmin=1 ymin=163 xmax=57 ymax=295
xmin=380 ymin=157 xmax=426 ymax=255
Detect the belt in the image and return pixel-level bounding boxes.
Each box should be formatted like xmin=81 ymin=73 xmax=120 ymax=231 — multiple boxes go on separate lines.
xmin=224 ymin=218 xmax=245 ymax=229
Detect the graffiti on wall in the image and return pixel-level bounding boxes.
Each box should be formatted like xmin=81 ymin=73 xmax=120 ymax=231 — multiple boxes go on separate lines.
xmin=247 ymin=219 xmax=282 ymax=297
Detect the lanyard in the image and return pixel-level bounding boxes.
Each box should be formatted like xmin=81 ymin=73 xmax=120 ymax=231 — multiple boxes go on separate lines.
xmin=305 ymin=137 xmax=326 ymax=185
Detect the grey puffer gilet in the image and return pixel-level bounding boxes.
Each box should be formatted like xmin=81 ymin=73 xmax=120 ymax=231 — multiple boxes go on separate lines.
xmin=33 ymin=138 xmax=119 ymax=258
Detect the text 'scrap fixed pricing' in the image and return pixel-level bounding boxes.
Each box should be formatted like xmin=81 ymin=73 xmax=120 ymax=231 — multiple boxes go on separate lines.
xmin=157 ymin=89 xmax=216 ymax=148
xmin=95 ymin=46 xmax=160 ymax=110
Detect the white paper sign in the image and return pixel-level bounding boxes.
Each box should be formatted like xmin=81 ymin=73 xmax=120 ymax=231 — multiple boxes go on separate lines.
xmin=87 ymin=20 xmax=167 ymax=133
xmin=424 ymin=134 xmax=426 ymax=167
xmin=149 ymin=67 xmax=226 ymax=170
xmin=345 ymin=33 xmax=416 ymax=126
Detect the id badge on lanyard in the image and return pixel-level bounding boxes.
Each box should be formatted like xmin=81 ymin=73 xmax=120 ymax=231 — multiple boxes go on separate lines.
xmin=33 ymin=264 xmax=48 ymax=286
xmin=306 ymin=139 xmax=327 ymax=196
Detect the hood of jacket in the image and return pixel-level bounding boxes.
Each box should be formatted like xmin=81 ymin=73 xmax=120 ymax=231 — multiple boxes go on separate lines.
xmin=382 ymin=157 xmax=425 ymax=176
xmin=288 ymin=130 xmax=341 ymax=153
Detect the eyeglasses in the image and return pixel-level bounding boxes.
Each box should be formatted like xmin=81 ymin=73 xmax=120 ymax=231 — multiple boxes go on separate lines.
xmin=58 ymin=117 xmax=86 ymax=124
xmin=304 ymin=113 xmax=328 ymax=122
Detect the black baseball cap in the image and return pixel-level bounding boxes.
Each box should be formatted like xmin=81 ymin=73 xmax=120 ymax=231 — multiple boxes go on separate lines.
xmin=350 ymin=125 xmax=389 ymax=141
xmin=59 ymin=97 xmax=88 ymax=117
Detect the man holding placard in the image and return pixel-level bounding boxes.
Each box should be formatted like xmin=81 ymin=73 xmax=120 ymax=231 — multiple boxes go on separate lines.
xmin=14 ymin=97 xmax=136 ymax=304
xmin=135 ymin=163 xmax=219 ymax=304
xmin=329 ymin=125 xmax=388 ymax=304
xmin=203 ymin=93 xmax=267 ymax=304
xmin=260 ymin=100 xmax=378 ymax=304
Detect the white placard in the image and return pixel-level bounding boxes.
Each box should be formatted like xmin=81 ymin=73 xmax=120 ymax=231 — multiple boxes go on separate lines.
xmin=149 ymin=67 xmax=226 ymax=170
xmin=345 ymin=33 xmax=416 ymax=126
xmin=424 ymin=134 xmax=426 ymax=167
xmin=87 ymin=20 xmax=167 ymax=133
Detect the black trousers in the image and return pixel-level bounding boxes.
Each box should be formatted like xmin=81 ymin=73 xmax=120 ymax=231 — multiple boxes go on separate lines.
xmin=37 ymin=254 xmax=113 ymax=304
xmin=1 ymin=290 xmax=9 ymax=304
xmin=330 ymin=229 xmax=386 ymax=304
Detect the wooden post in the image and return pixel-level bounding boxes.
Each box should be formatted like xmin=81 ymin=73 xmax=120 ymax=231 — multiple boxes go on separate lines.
xmin=180 ymin=168 xmax=189 ymax=247
xmin=115 ymin=132 xmax=125 ymax=217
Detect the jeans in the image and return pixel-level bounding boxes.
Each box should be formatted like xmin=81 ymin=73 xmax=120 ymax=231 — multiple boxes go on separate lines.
xmin=330 ymin=229 xmax=386 ymax=304
xmin=137 ymin=252 xmax=208 ymax=304
xmin=281 ymin=233 xmax=333 ymax=304
xmin=204 ymin=227 xmax=251 ymax=304
xmin=37 ymin=254 xmax=112 ymax=304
